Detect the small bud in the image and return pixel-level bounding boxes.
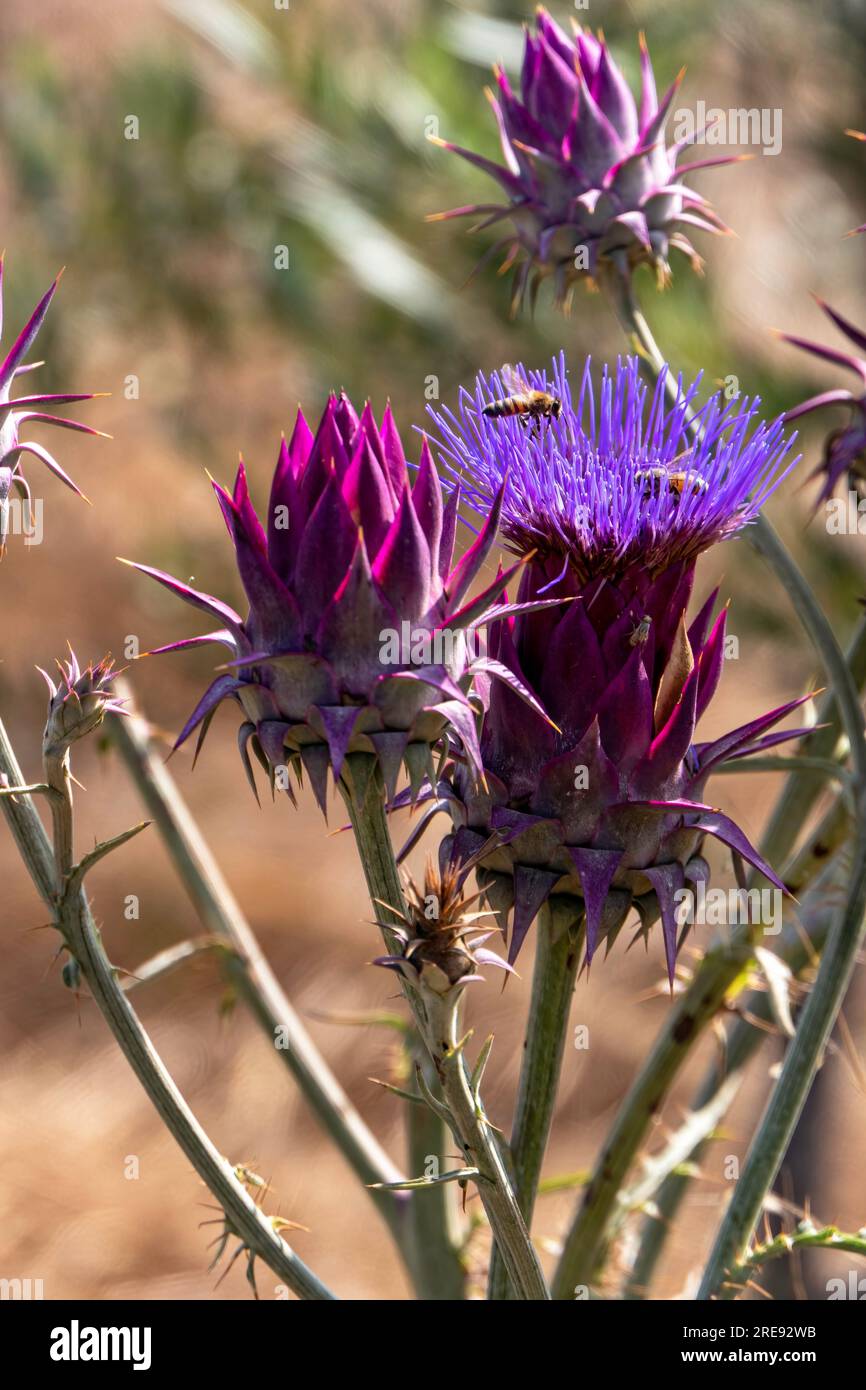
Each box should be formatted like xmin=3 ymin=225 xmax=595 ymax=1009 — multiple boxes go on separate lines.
xmin=41 ymin=651 xmax=126 ymax=759
xmin=373 ymin=850 xmax=512 ymax=996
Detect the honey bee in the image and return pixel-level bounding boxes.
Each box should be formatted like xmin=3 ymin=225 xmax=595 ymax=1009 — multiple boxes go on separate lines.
xmin=634 ymin=452 xmax=709 ymax=499
xmin=628 ymin=615 xmax=652 ymax=647
xmin=483 ymin=365 xmax=562 ymax=437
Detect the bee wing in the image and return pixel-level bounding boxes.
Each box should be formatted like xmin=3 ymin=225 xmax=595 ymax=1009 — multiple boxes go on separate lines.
xmin=667 ymin=449 xmax=696 ymax=470
xmin=501 ymin=363 xmax=530 ymax=395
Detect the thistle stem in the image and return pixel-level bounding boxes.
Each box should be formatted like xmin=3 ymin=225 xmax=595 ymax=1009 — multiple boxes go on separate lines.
xmin=341 ymin=753 xmax=550 ymax=1300
xmin=488 ymin=901 xmax=582 ymax=1300
xmin=0 ymin=715 xmax=336 ymax=1301
xmin=603 ymin=267 xmax=866 ymax=1301
xmin=106 ymin=688 xmax=414 ymax=1262
xmin=697 ymin=842 xmax=866 ymax=1297
xmin=551 ymin=928 xmax=755 ymax=1297
xmin=43 ymin=749 xmax=74 ymax=885
xmin=625 ymin=893 xmax=835 ymax=1298
xmin=406 ymin=1039 xmax=469 ymax=1300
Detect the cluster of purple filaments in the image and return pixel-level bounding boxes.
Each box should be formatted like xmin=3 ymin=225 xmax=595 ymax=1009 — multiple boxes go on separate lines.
xmin=427 ymin=354 xmax=798 ymax=579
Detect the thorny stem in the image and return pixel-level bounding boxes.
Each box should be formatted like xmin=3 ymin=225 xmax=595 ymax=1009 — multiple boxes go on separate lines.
xmin=43 ymin=749 xmax=73 ymax=885
xmin=551 ymin=928 xmax=756 ymax=1298
xmin=341 ymin=752 xmax=550 ymax=1301
xmin=603 ymin=266 xmax=866 ymax=1300
xmin=488 ymin=900 xmax=582 ymax=1300
xmin=406 ymin=1039 xmax=469 ymax=1299
xmin=697 ymin=843 xmax=866 ymax=1297
xmin=0 ymin=715 xmax=336 ymax=1301
xmin=721 ymin=1225 xmax=866 ymax=1298
xmin=106 ymin=688 xmax=414 ymax=1265
xmin=625 ymin=893 xmax=835 ymax=1298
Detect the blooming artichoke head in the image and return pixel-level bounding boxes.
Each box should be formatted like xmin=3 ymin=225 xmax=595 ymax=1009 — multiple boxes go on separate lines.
xmin=431 ymin=10 xmax=734 ymax=308
xmin=126 ymin=393 xmax=521 ymax=813
xmin=0 ymin=260 xmax=104 ymax=556
xmin=426 ymin=355 xmax=805 ymax=977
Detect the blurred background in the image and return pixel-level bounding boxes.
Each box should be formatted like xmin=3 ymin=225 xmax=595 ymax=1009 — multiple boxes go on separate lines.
xmin=1 ymin=0 xmax=866 ymax=1301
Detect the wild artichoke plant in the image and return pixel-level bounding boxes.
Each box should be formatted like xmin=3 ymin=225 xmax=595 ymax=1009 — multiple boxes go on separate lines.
xmin=780 ymin=299 xmax=866 ymax=503
xmin=426 ymin=355 xmax=806 ymax=979
xmin=0 ymin=262 xmax=104 ymax=555
xmin=124 ymin=392 xmax=548 ymax=812
xmin=430 ymin=10 xmax=734 ymax=308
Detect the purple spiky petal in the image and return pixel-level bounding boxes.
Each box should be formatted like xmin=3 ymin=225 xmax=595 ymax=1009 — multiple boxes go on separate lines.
xmin=0 ymin=262 xmax=103 ymax=554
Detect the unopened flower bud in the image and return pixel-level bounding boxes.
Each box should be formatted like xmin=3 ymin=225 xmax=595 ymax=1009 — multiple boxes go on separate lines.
xmin=41 ymin=651 xmax=125 ymax=760
xmin=374 ymin=850 xmax=512 ymax=996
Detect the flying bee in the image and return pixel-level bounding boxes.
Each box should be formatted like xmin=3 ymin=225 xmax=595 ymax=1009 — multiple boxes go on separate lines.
xmin=628 ymin=615 xmax=652 ymax=647
xmin=483 ymin=365 xmax=562 ymax=438
xmin=634 ymin=452 xmax=709 ymax=500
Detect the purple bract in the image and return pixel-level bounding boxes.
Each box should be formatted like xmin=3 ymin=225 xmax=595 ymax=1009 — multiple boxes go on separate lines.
xmin=781 ymin=298 xmax=866 ymax=503
xmin=0 ymin=261 xmax=104 ymax=556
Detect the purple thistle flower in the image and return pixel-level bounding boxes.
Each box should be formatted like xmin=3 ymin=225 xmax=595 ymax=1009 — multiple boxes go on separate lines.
xmin=429 ymin=11 xmax=739 ymax=309
xmin=0 ymin=260 xmax=106 ymax=556
xmin=428 ymin=354 xmax=797 ymax=578
xmin=779 ymin=298 xmax=866 ymax=503
xmin=423 ymin=356 xmax=804 ymax=981
xmin=122 ymin=393 xmax=543 ymax=815
xmin=40 ymin=650 xmax=126 ymax=759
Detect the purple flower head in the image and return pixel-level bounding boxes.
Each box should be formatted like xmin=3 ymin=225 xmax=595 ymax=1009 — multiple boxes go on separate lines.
xmin=780 ymin=298 xmax=866 ymax=504
xmin=430 ymin=12 xmax=738 ymax=308
xmin=40 ymin=650 xmax=126 ymax=759
xmin=123 ymin=393 xmax=538 ymax=815
xmin=0 ymin=261 xmax=105 ymax=556
xmin=423 ymin=358 xmax=803 ymax=981
xmin=427 ymin=354 xmax=798 ymax=583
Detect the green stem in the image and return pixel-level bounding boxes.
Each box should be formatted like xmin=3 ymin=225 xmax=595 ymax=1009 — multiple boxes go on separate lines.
xmin=107 ymin=690 xmax=412 ymax=1258
xmin=783 ymin=796 xmax=850 ymax=897
xmin=625 ymin=891 xmax=835 ymax=1298
xmin=551 ymin=929 xmax=755 ymax=1298
xmin=488 ymin=900 xmax=582 ymax=1300
xmin=0 ymin=716 xmax=336 ymax=1301
xmin=722 ymin=1225 xmax=866 ymax=1297
xmin=406 ymin=1038 xmax=468 ymax=1300
xmin=341 ymin=753 xmax=549 ymax=1301
xmin=697 ymin=839 xmax=866 ymax=1297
